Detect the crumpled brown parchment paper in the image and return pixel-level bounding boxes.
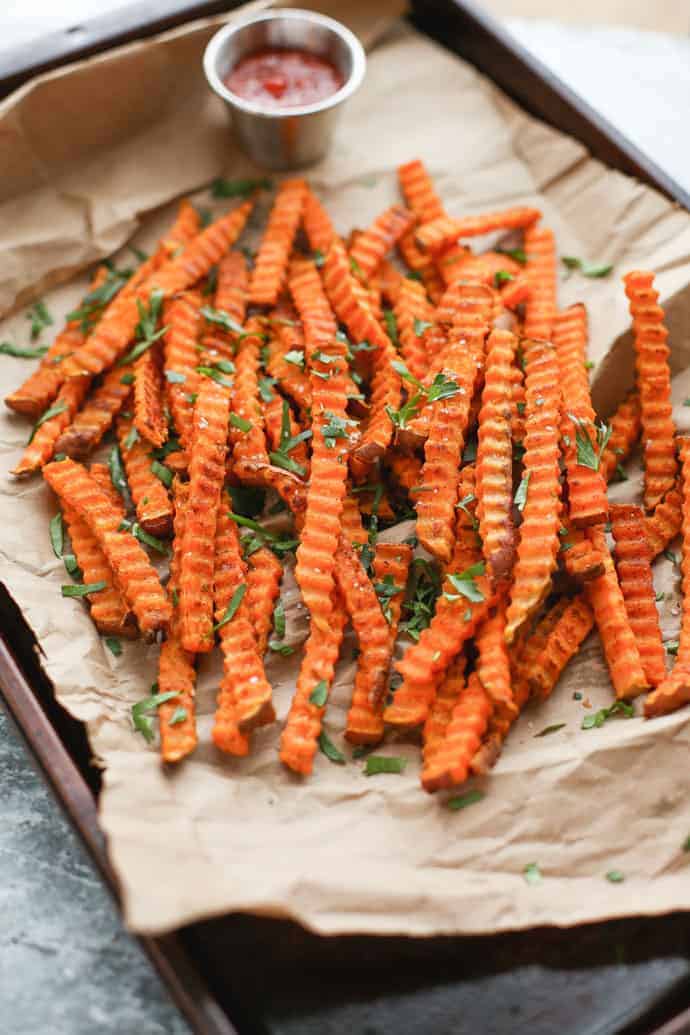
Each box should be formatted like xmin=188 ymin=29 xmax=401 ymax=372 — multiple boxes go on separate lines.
xmin=2 ymin=3 xmax=690 ymax=937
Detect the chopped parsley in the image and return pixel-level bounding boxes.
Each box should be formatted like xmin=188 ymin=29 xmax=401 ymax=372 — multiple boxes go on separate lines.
xmin=67 ymin=267 xmax=131 ymax=332
xmin=562 ymin=256 xmax=613 ymax=279
xmin=213 ymin=585 xmax=246 ymax=632
xmin=269 ymin=399 xmax=311 ymax=476
xmin=318 ymin=730 xmax=346 ymax=764
xmin=581 ymin=699 xmax=634 ymax=729
xmin=568 ymin=414 xmax=612 ymax=471
xmin=309 ymin=680 xmax=328 ymax=707
xmin=131 ymin=687 xmax=178 ymax=742
xmin=443 ymin=562 xmax=486 ymax=604
xmin=514 ymin=472 xmax=530 ymax=512
xmin=26 ymin=300 xmax=53 ymax=340
xmin=62 ymin=581 xmax=107 ymax=598
xmin=200 ymin=305 xmax=244 ymax=336
xmin=364 ymin=756 xmax=407 ymax=776
xmin=524 ymin=862 xmax=542 ymax=885
xmin=399 ymin=558 xmax=441 ymax=641
xmin=0 ymin=342 xmax=49 ymax=359
xmin=119 ymin=290 xmax=167 ymax=365
xmin=448 ymin=789 xmax=484 ymax=810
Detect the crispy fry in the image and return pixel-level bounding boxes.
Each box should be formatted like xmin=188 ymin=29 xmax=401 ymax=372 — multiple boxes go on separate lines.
xmin=476 ymin=328 xmax=518 ymax=580
xmin=200 ymin=250 xmax=248 ymax=363
xmin=501 ymin=271 xmax=531 ymax=310
xmin=422 ymin=655 xmax=467 ymax=769
xmin=246 ymin=547 xmax=283 ymax=656
xmin=643 ymin=481 xmax=683 ymax=559
xmin=163 ymin=290 xmax=203 ymax=451
xmin=509 ymin=362 xmax=525 ymax=443
xmin=55 ymin=366 xmax=133 ymax=458
xmin=231 ymin=317 xmax=270 ymax=470
xmin=600 ymin=390 xmax=641 ymax=483
xmin=610 ymin=503 xmax=666 ymax=687
xmin=645 ymin=438 xmax=690 ymax=716
xmin=386 ymin=449 xmax=423 ymax=494
xmin=476 ymin=599 xmax=515 ymax=711
xmin=288 ymin=257 xmax=337 ymax=358
xmin=264 ymin=394 xmax=309 ymax=474
xmin=415 ymin=206 xmax=541 ymax=254
xmin=117 ymin=416 xmax=173 ymax=538
xmin=554 ymin=304 xmax=608 ymax=527
xmin=441 ymin=250 xmax=523 ymax=289
xmin=421 ymin=672 xmax=493 ymax=793
xmin=375 ymin=259 xmax=405 ymax=307
xmin=341 ymin=492 xmax=367 ymax=546
xmin=348 ymin=204 xmax=414 ymax=281
xmin=249 ymin=179 xmax=307 ymax=306
xmin=528 ymin=596 xmax=594 ymax=699
xmin=178 ymin=379 xmax=230 ymax=653
xmin=584 ymin=525 xmax=649 ymax=699
xmin=158 ymin=479 xmax=198 ymax=763
xmin=505 ymin=338 xmax=562 ymax=643
xmin=523 ymin=224 xmax=557 ymax=341
xmin=393 ymin=277 xmax=434 ymax=382
xmin=266 ymin=305 xmax=312 ymax=415
xmin=624 ymin=270 xmax=677 ymax=509
xmin=133 ymin=344 xmax=167 ymax=447
xmin=397 ymin=231 xmax=444 ymax=304
xmin=510 ymin=597 xmax=570 ymax=708
xmin=561 ymin=527 xmax=606 ymax=582
xmin=397 ymin=159 xmax=445 ymax=224
xmin=43 ymin=458 xmax=170 ymax=636
xmin=302 ymin=188 xmax=336 ymax=253
xmin=12 ymin=374 xmax=91 ymax=476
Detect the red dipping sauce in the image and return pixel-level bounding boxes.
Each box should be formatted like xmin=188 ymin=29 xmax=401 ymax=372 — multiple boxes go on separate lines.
xmin=225 ymin=48 xmax=344 ymax=110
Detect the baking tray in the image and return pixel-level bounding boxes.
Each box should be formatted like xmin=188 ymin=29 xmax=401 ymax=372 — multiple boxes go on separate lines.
xmin=2 ymin=2 xmax=690 ymax=1033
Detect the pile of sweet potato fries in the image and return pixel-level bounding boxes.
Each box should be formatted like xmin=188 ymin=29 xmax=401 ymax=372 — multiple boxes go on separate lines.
xmin=6 ymin=159 xmax=688 ymax=793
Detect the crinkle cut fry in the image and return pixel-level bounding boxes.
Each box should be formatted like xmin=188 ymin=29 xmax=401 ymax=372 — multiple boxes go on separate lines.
xmin=600 ymin=391 xmax=641 ymax=483
xmin=439 ymin=250 xmax=522 ymax=289
xmin=624 ymin=270 xmax=677 ymax=510
xmin=163 ymin=290 xmax=203 ymax=451
xmin=415 ymin=206 xmax=541 ymax=254
xmin=397 ymin=231 xmax=444 ymax=305
xmin=505 ymin=338 xmax=562 ymax=643
xmin=264 ymin=394 xmax=309 ymax=474
xmin=476 ymin=598 xmax=516 ymax=712
xmin=280 ymin=593 xmax=348 ymax=775
xmin=133 ymin=344 xmax=167 ymax=448
xmin=585 ymin=525 xmax=649 ymax=700
xmin=43 ymin=458 xmax=170 ymax=636
xmin=213 ymin=507 xmax=274 ymax=743
xmin=386 ymin=450 xmax=422 ymax=495
xmin=375 ymin=259 xmax=405 ymax=307
xmin=422 ymin=655 xmax=467 ymax=769
xmin=398 ymin=159 xmax=445 ymax=225
xmin=509 ymin=363 xmax=525 ymax=444
xmin=231 ymin=318 xmax=270 ymax=470
xmin=266 ymin=304 xmax=312 ymax=415
xmin=117 ymin=416 xmax=173 ymax=538
xmin=5 ymin=266 xmax=109 ymax=418
xmin=421 ymin=672 xmax=493 ymax=793
xmin=302 ymin=188 xmax=336 ymax=253
xmin=341 ymin=492 xmax=367 ymax=546
xmin=609 ymin=504 xmax=665 ymax=687
xmin=246 ymin=547 xmax=283 ymax=656
xmin=554 ymin=304 xmax=608 ymax=527
xmin=528 ymin=596 xmax=594 ymax=699
xmin=199 ymin=251 xmax=248 ymax=365
xmin=63 ymin=201 xmax=253 ymax=377
xmin=348 ymin=204 xmax=414 ymax=281
xmin=288 ymin=256 xmax=337 ymax=359
xmin=644 ymin=481 xmax=683 ymax=559
xmin=249 ymin=178 xmax=307 ymax=306
xmin=346 ymin=542 xmax=412 ymax=745
xmin=393 ymin=277 xmax=434 ymax=382
xmin=12 ymin=374 xmax=91 ymax=476
xmin=561 ymin=526 xmax=606 ymax=582
xmin=55 ymin=365 xmax=133 ymax=458
xmin=523 ymin=224 xmax=557 ymax=341
xmin=476 ymin=328 xmax=518 ymax=581
xmin=387 ymin=468 xmax=493 ymax=727
xmin=645 ymin=437 xmax=690 ymax=716
xmin=179 ymin=380 xmax=230 ymax=653
xmin=159 ymin=479 xmax=198 ymax=763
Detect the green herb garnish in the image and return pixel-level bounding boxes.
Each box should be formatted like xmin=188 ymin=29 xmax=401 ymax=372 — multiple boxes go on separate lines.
xmin=26 ymin=300 xmax=53 ymax=340
xmin=62 ymin=581 xmax=107 ymax=598
xmin=581 ymin=699 xmax=634 ymax=729
xmin=0 ymin=342 xmax=49 ymax=358
xmin=364 ymin=755 xmax=407 ymax=776
xmin=309 ymin=680 xmax=328 ymax=707
xmin=49 ymin=512 xmax=64 ymax=559
xmin=448 ymin=789 xmax=485 ymax=811
xmin=105 ymin=637 xmax=122 ymax=657
xmin=213 ymin=584 xmax=246 ymax=632
xmin=132 ymin=688 xmax=178 ymax=742
xmin=318 ymin=730 xmax=346 ymax=764
xmin=211 ymin=176 xmax=272 ymax=198
xmin=119 ymin=290 xmax=167 ymax=365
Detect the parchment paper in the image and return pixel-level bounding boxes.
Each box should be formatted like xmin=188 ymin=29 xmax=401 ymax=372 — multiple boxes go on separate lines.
xmin=2 ymin=4 xmax=690 ymax=937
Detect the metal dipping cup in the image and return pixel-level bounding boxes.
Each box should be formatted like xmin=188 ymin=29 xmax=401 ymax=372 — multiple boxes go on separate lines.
xmin=203 ymin=8 xmax=366 ymax=171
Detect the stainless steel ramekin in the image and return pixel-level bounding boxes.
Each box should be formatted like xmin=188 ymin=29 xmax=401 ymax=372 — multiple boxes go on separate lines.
xmin=203 ymin=8 xmax=366 ymax=170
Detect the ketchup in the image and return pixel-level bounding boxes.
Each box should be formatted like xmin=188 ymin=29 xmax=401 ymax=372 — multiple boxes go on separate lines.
xmin=225 ymin=48 xmax=344 ymax=110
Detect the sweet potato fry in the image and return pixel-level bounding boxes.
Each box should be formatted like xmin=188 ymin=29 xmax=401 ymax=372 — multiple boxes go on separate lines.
xmin=200 ymin=250 xmax=248 ymax=363
xmin=264 ymin=395 xmax=309 ymax=475
xmin=440 ymin=250 xmax=523 ymax=289
xmin=288 ymin=257 xmax=337 ymax=357
xmin=584 ymin=525 xmax=649 ymax=699
xmin=249 ymin=179 xmax=307 ymax=306
xmin=393 ymin=277 xmax=434 ymax=382
xmin=266 ymin=305 xmax=312 ymax=415
xmin=509 ymin=362 xmax=525 ymax=443
xmin=375 ymin=259 xmax=405 ymax=307
xmin=340 ymin=493 xmax=367 ymax=546
xmin=179 ymin=379 xmax=230 ymax=653
xmin=421 ymin=672 xmax=493 ymax=793
xmin=12 ymin=374 xmax=91 ymax=476
xmin=600 ymin=390 xmax=641 ymax=483
xmin=386 ymin=449 xmax=423 ymax=495
xmin=246 ymin=547 xmax=283 ymax=656
xmin=158 ymin=479 xmax=198 ymax=763
xmin=476 ymin=598 xmax=516 ymax=711
xmin=644 ymin=439 xmax=690 ymax=716
xmin=554 ymin=304 xmax=608 ymax=527
xmin=510 ymin=597 xmax=570 ymax=708
xmin=397 ymin=159 xmax=445 ymax=224
xmin=348 ymin=204 xmax=414 ymax=281
xmin=609 ymin=503 xmax=665 ymax=687
xmin=117 ymin=416 xmax=173 ymax=538
xmin=422 ymin=655 xmax=467 ymax=769
xmin=643 ymin=481 xmax=683 ymax=559
xmin=43 ymin=458 xmax=170 ymax=636
xmin=528 ymin=596 xmax=594 ymax=699
xmin=302 ymin=188 xmax=336 ymax=253
xmin=476 ymin=328 xmax=518 ymax=581
xmin=501 ymin=271 xmax=531 ymax=310
xmin=523 ymin=224 xmax=557 ymax=341
xmin=213 ymin=507 xmax=274 ymax=743
xmin=505 ymin=338 xmax=562 ymax=643
xmin=415 ymin=206 xmax=541 ymax=254
xmin=624 ymin=270 xmax=677 ymax=509
xmin=397 ymin=231 xmax=444 ymax=304
xmin=346 ymin=542 xmax=412 ymax=744
xmin=133 ymin=344 xmax=167 ymax=447
xmin=231 ymin=317 xmax=270 ymax=471
xmin=163 ymin=290 xmax=203 ymax=451
xmin=55 ymin=366 xmax=133 ymax=459
xmin=561 ymin=527 xmax=606 ymax=582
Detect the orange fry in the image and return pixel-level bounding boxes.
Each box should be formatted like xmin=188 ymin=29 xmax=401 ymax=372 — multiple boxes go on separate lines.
xmin=341 ymin=492 xmax=367 ymax=546
xmin=386 ymin=449 xmax=422 ymax=494
xmin=610 ymin=503 xmax=666 ymax=687
xmin=397 ymin=231 xmax=444 ymax=304
xmin=288 ymin=257 xmax=337 ymax=358
xmin=476 ymin=328 xmax=518 ymax=580
xmin=231 ymin=317 xmax=270 ymax=471
xmin=302 ymin=188 xmax=336 ymax=253
xmin=348 ymin=204 xmax=414 ymax=281
xmin=509 ymin=362 xmax=525 ymax=444
xmin=266 ymin=315 xmax=312 ymax=416
xmin=264 ymin=394 xmax=309 ymax=474
xmin=375 ymin=259 xmax=405 ymax=307
xmin=163 ymin=290 xmax=203 ymax=451
xmin=133 ymin=345 xmax=167 ymax=447
xmin=422 ymin=655 xmax=467 ymax=770
xmin=510 ymin=597 xmax=570 ymax=709
xmin=643 ymin=481 xmax=683 ymax=559
xmin=501 ymin=271 xmax=531 ymax=310
xmin=397 ymin=159 xmax=445 ymax=224
xmin=440 ymin=250 xmax=522 ymax=289
xmin=246 ymin=547 xmax=283 ymax=656
xmin=561 ymin=528 xmax=606 ymax=582
xmin=645 ymin=438 xmax=690 ymax=716
xmin=421 ymin=672 xmax=493 ymax=793
xmin=505 ymin=338 xmax=562 ymax=643
xmin=600 ymin=390 xmax=641 ymax=483
xmin=415 ymin=206 xmax=541 ymax=254
xmin=55 ymin=365 xmax=133 ymax=459
xmin=117 ymin=416 xmax=173 ymax=538
xmin=43 ymin=458 xmax=170 ymax=636
xmin=178 ymin=380 xmax=230 ymax=653
xmin=584 ymin=525 xmax=649 ymax=699
xmin=393 ymin=277 xmax=434 ymax=382
xmin=624 ymin=270 xmax=677 ymax=509
xmin=528 ymin=596 xmax=594 ymax=699
xmin=523 ymin=224 xmax=557 ymax=341
xmin=249 ymin=179 xmax=307 ymax=306
xmin=158 ymin=479 xmax=198 ymax=763
xmin=200 ymin=250 xmax=248 ymax=363
xmin=554 ymin=304 xmax=608 ymax=527
xmin=12 ymin=375 xmax=91 ymax=476
xmin=475 ymin=599 xmax=515 ymax=711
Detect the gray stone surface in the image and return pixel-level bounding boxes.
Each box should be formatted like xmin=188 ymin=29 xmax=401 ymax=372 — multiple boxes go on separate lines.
xmin=0 ymin=707 xmax=189 ymax=1035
